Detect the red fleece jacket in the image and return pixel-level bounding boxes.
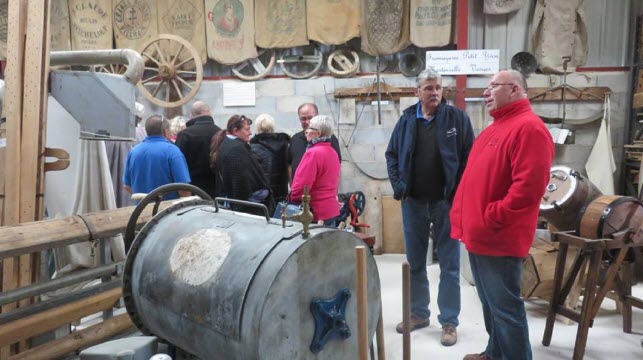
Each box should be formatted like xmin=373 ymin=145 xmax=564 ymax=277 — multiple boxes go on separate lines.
xmin=450 ymin=99 xmax=554 ymax=257
xmin=290 ymin=142 xmax=340 ymax=222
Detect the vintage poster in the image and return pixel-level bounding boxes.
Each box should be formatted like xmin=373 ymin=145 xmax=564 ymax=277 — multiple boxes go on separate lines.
xmin=69 ymin=0 xmax=114 ymax=50
xmin=112 ymin=0 xmax=158 ymax=51
xmin=361 ymin=0 xmax=410 ymax=56
xmin=51 ymin=0 xmax=72 ymax=52
xmin=205 ymin=0 xmax=257 ymax=65
xmin=157 ymin=0 xmax=207 ymax=64
xmin=410 ymin=0 xmax=453 ymax=48
xmin=255 ymin=0 xmax=308 ymax=49
xmin=306 ymin=0 xmax=360 ymax=45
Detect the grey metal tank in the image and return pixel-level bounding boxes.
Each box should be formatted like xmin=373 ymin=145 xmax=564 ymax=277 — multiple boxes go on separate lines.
xmin=123 ymin=199 xmax=381 ymax=360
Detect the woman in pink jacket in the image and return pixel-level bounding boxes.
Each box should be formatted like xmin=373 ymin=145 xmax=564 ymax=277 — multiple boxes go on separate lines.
xmin=290 ymin=115 xmax=341 ymax=225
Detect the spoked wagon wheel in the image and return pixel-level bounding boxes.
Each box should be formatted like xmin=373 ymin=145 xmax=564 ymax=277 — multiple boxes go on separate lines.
xmin=137 ymin=34 xmax=203 ymax=108
xmin=97 ymin=63 xmax=128 ymax=75
xmin=231 ymin=49 xmax=276 ymax=81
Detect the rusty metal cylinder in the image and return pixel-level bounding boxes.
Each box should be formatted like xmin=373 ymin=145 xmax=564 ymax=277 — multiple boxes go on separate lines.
xmin=123 ymin=200 xmax=381 ymax=360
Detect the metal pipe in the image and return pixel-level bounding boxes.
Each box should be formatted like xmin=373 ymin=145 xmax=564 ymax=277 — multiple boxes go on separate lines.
xmin=376 ymin=56 xmax=382 ymax=125
xmin=0 ymin=262 xmax=122 ymax=306
xmin=50 ymin=49 xmax=144 ymax=85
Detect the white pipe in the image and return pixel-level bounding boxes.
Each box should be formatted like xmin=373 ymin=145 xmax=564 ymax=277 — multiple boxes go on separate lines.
xmin=50 ymin=49 xmax=144 ymax=85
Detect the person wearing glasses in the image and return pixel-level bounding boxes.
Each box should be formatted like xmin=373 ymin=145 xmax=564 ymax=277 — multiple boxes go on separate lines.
xmin=289 ymin=115 xmax=341 ymax=225
xmin=385 ymin=67 xmax=474 ymax=346
xmin=288 ymin=103 xmax=341 ymax=181
xmin=210 ymin=115 xmax=274 ymax=215
xmin=451 ymin=70 xmax=554 ymax=360
xmin=123 ymin=115 xmax=191 ymax=200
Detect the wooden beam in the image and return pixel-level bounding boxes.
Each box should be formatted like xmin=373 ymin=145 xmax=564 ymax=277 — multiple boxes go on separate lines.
xmin=0 ymin=287 xmax=122 ymax=347
xmin=333 ymin=86 xmax=611 ymax=102
xmin=8 ymin=313 xmax=135 ymax=360
xmin=455 ymin=0 xmax=469 ymax=110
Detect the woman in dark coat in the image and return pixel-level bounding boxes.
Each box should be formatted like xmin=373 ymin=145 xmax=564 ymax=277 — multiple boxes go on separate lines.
xmin=210 ymin=115 xmax=274 ymax=215
xmin=249 ymin=114 xmax=291 ymax=203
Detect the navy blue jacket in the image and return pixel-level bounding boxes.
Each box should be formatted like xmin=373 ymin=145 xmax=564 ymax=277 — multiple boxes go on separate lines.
xmin=385 ymin=100 xmax=474 ymax=201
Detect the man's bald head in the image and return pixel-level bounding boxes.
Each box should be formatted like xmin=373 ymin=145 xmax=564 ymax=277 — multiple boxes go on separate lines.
xmin=191 ymin=101 xmax=211 ymax=117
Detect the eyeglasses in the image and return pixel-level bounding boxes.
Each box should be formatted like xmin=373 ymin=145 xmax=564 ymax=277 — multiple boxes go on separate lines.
xmin=300 ymin=115 xmax=315 ymax=121
xmin=232 ymin=115 xmax=252 ymax=129
xmin=486 ymin=83 xmax=515 ymax=91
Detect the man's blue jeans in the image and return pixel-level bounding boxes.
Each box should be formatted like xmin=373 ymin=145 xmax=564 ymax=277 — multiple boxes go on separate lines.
xmin=401 ymin=197 xmax=460 ymax=327
xmin=469 ymin=253 xmax=532 ymax=360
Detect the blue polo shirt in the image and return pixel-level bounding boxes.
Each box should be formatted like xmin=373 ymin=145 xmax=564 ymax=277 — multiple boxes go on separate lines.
xmin=123 ymin=136 xmax=191 ymax=200
xmin=416 ymin=102 xmax=436 ymax=124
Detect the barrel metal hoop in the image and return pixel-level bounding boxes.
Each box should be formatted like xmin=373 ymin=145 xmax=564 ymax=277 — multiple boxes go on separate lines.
xmin=309 ymin=288 xmax=352 ymax=353
xmin=122 ymin=198 xmax=213 ymax=338
xmin=77 ymin=214 xmax=98 ymax=241
xmin=598 ymin=197 xmax=643 ymax=238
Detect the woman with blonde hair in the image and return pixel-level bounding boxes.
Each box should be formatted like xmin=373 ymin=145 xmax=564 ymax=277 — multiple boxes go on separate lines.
xmin=168 ymin=115 xmax=188 ymax=142
xmin=250 ymin=114 xmax=291 ymax=202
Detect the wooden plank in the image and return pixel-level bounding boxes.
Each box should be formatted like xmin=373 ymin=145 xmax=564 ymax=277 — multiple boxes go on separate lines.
xmin=381 ymin=196 xmax=405 ymax=254
xmin=634 ymin=92 xmax=643 ymax=109
xmin=0 ymin=201 xmax=175 ymax=259
xmin=8 ymin=313 xmax=135 ymax=360
xmin=0 ymin=287 xmax=122 ymax=347
xmin=2 ymin=0 xmax=29 ymax=356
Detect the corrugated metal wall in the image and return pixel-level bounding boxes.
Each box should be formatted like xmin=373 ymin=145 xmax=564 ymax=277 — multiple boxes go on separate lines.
xmin=468 ymin=0 xmax=642 ymax=69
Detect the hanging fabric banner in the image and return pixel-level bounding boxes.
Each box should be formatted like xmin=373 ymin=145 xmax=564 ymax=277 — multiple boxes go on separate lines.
xmin=306 ymin=0 xmax=360 ymax=45
xmin=112 ymin=0 xmax=158 ymax=51
xmin=585 ymin=95 xmax=615 ymax=195
xmin=205 ymin=0 xmax=257 ymax=65
xmin=531 ymin=0 xmax=588 ymax=74
xmin=361 ymin=0 xmax=410 ymax=56
xmin=255 ymin=0 xmax=308 ymax=49
xmin=157 ymin=0 xmax=207 ymax=64
xmin=484 ymin=0 xmax=525 ymax=14
xmin=69 ymin=0 xmax=113 ymax=50
xmin=410 ymin=0 xmax=453 ymax=48
xmin=51 ymin=0 xmax=72 ymax=52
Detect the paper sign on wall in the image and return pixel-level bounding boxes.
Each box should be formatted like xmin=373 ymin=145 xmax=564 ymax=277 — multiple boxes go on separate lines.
xmin=223 ymin=81 xmax=255 ymax=107
xmin=426 ymin=50 xmax=500 ymax=75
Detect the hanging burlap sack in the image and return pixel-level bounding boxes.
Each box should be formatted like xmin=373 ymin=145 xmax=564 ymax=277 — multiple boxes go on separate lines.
xmin=410 ymin=0 xmax=453 ymax=48
xmin=51 ymin=0 xmax=72 ymax=52
xmin=531 ymin=0 xmax=588 ymax=74
xmin=157 ymin=0 xmax=207 ymax=64
xmin=361 ymin=0 xmax=410 ymax=56
xmin=112 ymin=0 xmax=158 ymax=52
xmin=69 ymin=0 xmax=113 ymax=50
xmin=306 ymin=0 xmax=360 ymax=45
xmin=0 ymin=0 xmax=7 ymax=60
xmin=484 ymin=0 xmax=525 ymax=14
xmin=255 ymin=0 xmax=308 ymax=49
xmin=205 ymin=0 xmax=257 ymax=65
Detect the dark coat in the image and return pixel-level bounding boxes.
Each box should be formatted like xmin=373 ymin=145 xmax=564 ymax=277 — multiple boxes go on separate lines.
xmin=385 ymin=100 xmax=475 ymax=201
xmin=250 ymin=132 xmax=291 ymax=202
xmin=175 ymin=115 xmax=221 ymax=198
xmin=215 ymin=137 xmax=275 ymax=215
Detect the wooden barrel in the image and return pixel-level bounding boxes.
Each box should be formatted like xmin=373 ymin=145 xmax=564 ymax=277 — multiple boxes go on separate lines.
xmin=578 ymin=195 xmax=643 ymax=239
xmin=539 ymin=166 xmax=601 ymax=232
xmin=521 ymin=237 xmax=578 ymax=300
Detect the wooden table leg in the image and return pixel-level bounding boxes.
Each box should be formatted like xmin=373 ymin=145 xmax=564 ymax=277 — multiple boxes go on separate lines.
xmin=543 ymin=242 xmax=570 ymax=346
xmin=573 ymin=249 xmax=602 ymax=360
xmin=622 ymin=261 xmax=633 ymax=333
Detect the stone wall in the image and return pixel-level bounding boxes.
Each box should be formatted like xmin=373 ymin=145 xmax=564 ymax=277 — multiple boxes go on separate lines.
xmin=138 ymin=71 xmax=631 ymax=253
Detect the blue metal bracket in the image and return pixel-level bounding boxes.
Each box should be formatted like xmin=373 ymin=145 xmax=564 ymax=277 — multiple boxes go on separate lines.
xmin=309 ymin=288 xmax=351 ymax=353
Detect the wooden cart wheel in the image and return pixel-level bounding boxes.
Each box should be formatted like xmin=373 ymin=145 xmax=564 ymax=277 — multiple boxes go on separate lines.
xmin=231 ymin=49 xmax=276 ymax=81
xmin=137 ymin=34 xmax=203 ymax=108
xmin=327 ymin=48 xmax=360 ymax=78
xmin=279 ymin=45 xmax=324 ymax=79
xmin=97 ymin=63 xmax=128 ymax=75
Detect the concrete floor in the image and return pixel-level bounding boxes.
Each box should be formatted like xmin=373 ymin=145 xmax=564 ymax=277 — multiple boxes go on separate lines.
xmin=375 ymin=254 xmax=643 ymax=360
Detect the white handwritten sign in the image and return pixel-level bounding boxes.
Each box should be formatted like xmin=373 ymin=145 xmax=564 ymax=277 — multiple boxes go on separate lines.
xmin=223 ymin=81 xmax=256 ymax=107
xmin=426 ymin=50 xmax=500 ymax=75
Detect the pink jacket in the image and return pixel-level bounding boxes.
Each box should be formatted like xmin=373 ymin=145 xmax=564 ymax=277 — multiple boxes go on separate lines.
xmin=290 ymin=142 xmax=340 ymax=221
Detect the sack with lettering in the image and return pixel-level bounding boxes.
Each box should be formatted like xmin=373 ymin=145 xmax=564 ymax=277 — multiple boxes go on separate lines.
xmin=255 ymin=0 xmax=308 ymax=49
xmin=51 ymin=0 xmax=72 ymax=52
xmin=69 ymin=0 xmax=113 ymax=50
xmin=157 ymin=0 xmax=207 ymax=64
xmin=205 ymin=0 xmax=257 ymax=65
xmin=484 ymin=0 xmax=525 ymax=15
xmin=306 ymin=0 xmax=360 ymax=45
xmin=410 ymin=0 xmax=453 ymax=48
xmin=112 ymin=0 xmax=158 ymax=51
xmin=361 ymin=0 xmax=410 ymax=56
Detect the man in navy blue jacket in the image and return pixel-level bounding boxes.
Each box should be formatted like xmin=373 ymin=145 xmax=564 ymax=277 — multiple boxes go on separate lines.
xmin=385 ymin=67 xmax=474 ymax=346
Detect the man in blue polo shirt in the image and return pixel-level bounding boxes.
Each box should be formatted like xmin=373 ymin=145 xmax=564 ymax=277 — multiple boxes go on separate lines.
xmin=123 ymin=115 xmax=191 ymax=200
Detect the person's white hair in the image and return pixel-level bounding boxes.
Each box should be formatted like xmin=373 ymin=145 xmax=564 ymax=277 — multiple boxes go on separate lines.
xmin=255 ymin=114 xmax=275 ymax=134
xmin=169 ymin=116 xmax=188 ymax=136
xmin=309 ymin=115 xmax=334 ymax=137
